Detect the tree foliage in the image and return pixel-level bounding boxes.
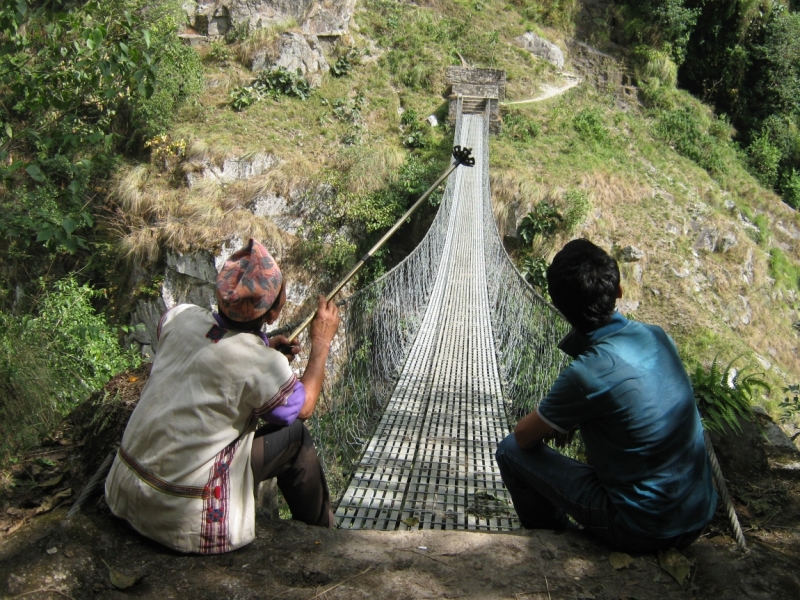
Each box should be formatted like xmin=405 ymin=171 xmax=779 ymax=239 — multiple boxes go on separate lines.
xmin=620 ymin=1 xmax=800 ymax=206
xmin=0 ymin=275 xmax=140 ymax=460
xmin=0 ymin=0 xmax=156 ymax=254
xmin=0 ymin=0 xmax=200 ymax=300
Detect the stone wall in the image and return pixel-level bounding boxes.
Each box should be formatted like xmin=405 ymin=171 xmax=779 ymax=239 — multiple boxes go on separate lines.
xmin=445 ymin=67 xmax=506 ymax=100
xmin=445 ymin=68 xmax=506 ymax=134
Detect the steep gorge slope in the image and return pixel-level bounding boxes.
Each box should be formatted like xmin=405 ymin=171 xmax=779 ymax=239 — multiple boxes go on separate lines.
xmin=114 ymin=0 xmax=800 ymax=419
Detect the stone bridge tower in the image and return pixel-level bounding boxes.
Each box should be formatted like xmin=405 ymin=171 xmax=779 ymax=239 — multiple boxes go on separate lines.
xmin=445 ymin=67 xmax=506 ymax=134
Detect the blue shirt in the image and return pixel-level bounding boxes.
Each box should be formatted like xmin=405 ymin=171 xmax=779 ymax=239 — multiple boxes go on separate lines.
xmin=537 ymin=313 xmax=717 ymax=538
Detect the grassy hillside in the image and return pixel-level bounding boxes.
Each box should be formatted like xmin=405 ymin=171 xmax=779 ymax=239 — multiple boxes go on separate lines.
xmin=106 ymin=0 xmax=800 ymax=419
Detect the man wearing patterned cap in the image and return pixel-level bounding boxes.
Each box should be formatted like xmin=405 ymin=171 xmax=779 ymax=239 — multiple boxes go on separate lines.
xmin=106 ymin=239 xmax=340 ymax=554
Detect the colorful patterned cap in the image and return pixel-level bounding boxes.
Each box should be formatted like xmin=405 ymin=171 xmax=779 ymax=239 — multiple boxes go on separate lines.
xmin=216 ymin=239 xmax=283 ymax=322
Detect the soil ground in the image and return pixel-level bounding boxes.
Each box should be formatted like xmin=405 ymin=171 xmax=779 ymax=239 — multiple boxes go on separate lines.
xmin=1 ymin=503 xmax=799 ymax=599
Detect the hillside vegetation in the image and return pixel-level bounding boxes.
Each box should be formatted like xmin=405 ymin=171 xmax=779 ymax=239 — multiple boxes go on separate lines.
xmin=2 ymin=0 xmax=800 ymax=458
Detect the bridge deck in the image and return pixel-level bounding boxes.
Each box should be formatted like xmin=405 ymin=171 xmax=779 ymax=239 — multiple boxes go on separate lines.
xmin=335 ymin=114 xmax=518 ymax=531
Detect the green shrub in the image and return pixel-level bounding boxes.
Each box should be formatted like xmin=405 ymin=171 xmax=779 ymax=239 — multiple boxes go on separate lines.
xmin=562 ymin=189 xmax=591 ymax=234
xmin=224 ymin=20 xmax=250 ymax=44
xmin=618 ymin=1 xmax=700 ymax=65
xmin=519 ymin=0 xmax=579 ymax=31
xmin=333 ymin=94 xmax=367 ymax=146
xmin=654 ymin=109 xmax=725 ymax=174
xmin=297 ymin=153 xmax=445 ymax=284
xmin=400 ymin=108 xmax=427 ymax=149
xmin=131 ymin=40 xmax=203 ymax=141
xmin=518 ymin=201 xmax=563 ymax=243
xmin=747 ymin=132 xmax=782 ymax=189
xmin=690 ymin=356 xmax=769 ymax=436
xmin=520 ymin=256 xmax=549 ymax=293
xmin=768 ymin=247 xmax=800 ymax=290
xmin=331 ymin=49 xmax=361 ymax=77
xmin=753 ymin=214 xmax=769 ymax=245
xmin=331 ymin=55 xmax=353 ymax=77
xmin=573 ymin=109 xmax=610 ymax=145
xmin=0 ymin=276 xmax=140 ymax=460
xmin=229 ymin=67 xmax=312 ymax=111
xmin=632 ymin=45 xmax=678 ymax=87
xmin=253 ymin=67 xmax=311 ymax=100
xmin=230 ymin=85 xmax=259 ymax=111
xmin=781 ymin=385 xmax=800 ymax=425
xmin=209 ymin=41 xmax=234 ymax=63
xmin=502 ymin=110 xmax=541 ymax=142
xmin=781 ymin=169 xmax=800 ymax=210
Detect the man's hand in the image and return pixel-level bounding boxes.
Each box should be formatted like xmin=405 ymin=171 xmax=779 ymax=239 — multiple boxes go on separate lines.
xmin=269 ymin=335 xmax=300 ymax=362
xmin=309 ymin=295 xmax=340 ymax=347
xmin=549 ymin=428 xmax=576 ymax=448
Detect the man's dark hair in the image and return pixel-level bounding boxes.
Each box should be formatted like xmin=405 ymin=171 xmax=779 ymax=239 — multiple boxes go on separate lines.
xmin=547 ymin=239 xmax=620 ymax=332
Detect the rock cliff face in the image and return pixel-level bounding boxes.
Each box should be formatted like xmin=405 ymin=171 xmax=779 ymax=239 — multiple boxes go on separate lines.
xmin=126 ymin=151 xmax=321 ymax=357
xmin=185 ymin=0 xmax=356 ymax=38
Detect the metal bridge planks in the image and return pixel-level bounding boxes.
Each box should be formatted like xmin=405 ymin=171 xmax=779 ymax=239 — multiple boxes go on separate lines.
xmin=335 ymin=114 xmax=518 ymax=531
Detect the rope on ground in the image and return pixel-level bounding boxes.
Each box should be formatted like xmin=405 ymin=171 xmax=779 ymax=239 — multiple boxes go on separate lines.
xmin=704 ymin=431 xmax=748 ymax=550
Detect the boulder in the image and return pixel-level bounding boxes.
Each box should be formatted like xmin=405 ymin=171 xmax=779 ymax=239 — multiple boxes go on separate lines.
xmin=616 ymin=299 xmax=639 ymax=313
xmin=619 ymin=245 xmax=644 ymax=262
xmin=709 ymin=418 xmax=769 ymax=481
xmin=694 ymin=228 xmax=717 ymax=252
xmin=271 ymin=32 xmax=329 ymax=87
xmin=513 ymin=32 xmax=565 ymax=69
xmin=303 ymin=0 xmax=357 ymax=37
xmin=161 ymin=250 xmax=217 ymax=313
xmin=717 ymin=231 xmax=737 ymax=253
xmin=128 ymin=250 xmax=218 ymax=357
xmin=753 ymin=407 xmax=800 ymax=478
xmin=127 ymin=297 xmax=167 ymax=358
xmin=178 ymin=33 xmax=209 ymax=47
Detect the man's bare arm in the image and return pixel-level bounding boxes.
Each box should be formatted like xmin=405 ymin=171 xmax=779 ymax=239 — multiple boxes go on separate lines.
xmin=514 ymin=409 xmax=555 ymax=449
xmin=298 ymin=295 xmax=340 ymax=420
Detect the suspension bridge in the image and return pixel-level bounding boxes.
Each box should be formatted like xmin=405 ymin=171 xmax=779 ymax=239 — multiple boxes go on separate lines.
xmin=301 ymin=92 xmax=571 ymax=532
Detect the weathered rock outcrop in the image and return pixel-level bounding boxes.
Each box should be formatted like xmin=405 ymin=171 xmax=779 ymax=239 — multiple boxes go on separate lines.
xmin=513 ymin=32 xmax=565 ymax=69
xmin=185 ymin=0 xmax=356 ymax=38
xmin=185 ymin=152 xmax=279 ymax=188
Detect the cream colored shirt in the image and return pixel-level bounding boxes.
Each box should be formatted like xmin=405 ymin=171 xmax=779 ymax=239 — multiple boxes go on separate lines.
xmin=105 ymin=304 xmax=296 ymax=553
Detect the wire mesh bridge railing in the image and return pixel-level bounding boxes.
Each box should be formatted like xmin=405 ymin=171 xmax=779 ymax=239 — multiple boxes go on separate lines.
xmin=305 ymin=99 xmax=570 ymax=530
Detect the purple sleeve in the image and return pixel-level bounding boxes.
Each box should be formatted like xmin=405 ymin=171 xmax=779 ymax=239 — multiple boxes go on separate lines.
xmin=260 ymin=380 xmax=306 ymax=426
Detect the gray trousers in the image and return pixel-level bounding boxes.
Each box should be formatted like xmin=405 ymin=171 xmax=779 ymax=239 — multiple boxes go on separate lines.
xmin=250 ymin=420 xmax=332 ymax=528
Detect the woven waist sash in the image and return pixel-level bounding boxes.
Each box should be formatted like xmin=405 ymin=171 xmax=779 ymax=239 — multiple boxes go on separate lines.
xmin=118 ymin=446 xmax=209 ymax=499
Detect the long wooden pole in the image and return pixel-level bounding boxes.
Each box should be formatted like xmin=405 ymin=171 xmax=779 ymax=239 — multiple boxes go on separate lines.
xmin=286 ymin=146 xmax=474 ymax=342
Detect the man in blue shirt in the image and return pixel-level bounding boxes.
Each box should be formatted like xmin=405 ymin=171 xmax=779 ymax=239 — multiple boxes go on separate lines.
xmin=496 ymin=239 xmax=717 ymax=552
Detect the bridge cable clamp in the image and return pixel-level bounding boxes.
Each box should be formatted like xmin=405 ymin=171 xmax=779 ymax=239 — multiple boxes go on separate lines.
xmin=452 ymin=145 xmax=475 ymax=167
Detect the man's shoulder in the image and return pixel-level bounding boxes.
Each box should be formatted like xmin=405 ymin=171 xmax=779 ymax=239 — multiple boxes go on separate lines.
xmin=603 ymin=318 xmax=672 ymax=350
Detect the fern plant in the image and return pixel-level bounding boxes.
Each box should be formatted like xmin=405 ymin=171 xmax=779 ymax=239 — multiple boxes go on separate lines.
xmin=690 ymin=356 xmax=770 ymax=436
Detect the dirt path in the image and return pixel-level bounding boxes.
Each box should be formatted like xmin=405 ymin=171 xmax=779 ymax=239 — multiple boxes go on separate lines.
xmin=503 ymin=73 xmax=582 ymax=106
